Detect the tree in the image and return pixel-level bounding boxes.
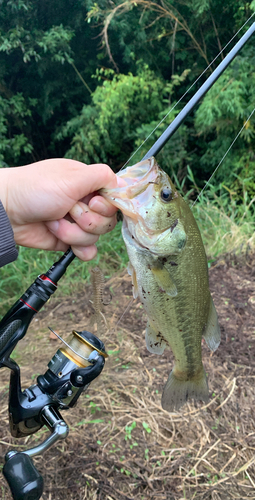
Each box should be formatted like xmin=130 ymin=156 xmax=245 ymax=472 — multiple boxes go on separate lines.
xmin=59 ymin=65 xmax=190 ymax=175
xmin=194 ymin=47 xmax=255 ymax=201
xmin=87 ymin=0 xmax=253 ymax=78
xmin=0 ymin=0 xmax=99 ymax=166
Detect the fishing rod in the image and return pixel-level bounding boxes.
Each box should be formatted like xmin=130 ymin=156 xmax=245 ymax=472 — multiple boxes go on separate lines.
xmin=142 ymin=20 xmax=255 ymax=160
xmin=0 ymin=19 xmax=255 ymax=500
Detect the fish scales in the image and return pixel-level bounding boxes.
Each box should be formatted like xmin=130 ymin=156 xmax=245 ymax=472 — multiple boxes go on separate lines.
xmin=100 ymin=157 xmax=220 ymax=411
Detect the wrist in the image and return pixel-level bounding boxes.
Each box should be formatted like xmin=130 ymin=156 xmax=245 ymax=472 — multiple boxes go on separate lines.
xmin=0 ymin=168 xmax=10 ymax=212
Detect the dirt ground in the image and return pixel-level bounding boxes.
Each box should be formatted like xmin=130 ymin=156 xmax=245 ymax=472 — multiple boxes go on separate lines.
xmin=0 ymin=253 xmax=255 ymax=500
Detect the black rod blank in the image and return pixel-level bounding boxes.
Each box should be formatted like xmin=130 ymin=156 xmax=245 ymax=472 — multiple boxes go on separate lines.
xmin=142 ymin=21 xmax=255 ymax=161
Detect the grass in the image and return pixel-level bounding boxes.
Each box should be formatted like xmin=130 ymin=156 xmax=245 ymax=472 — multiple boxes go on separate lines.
xmin=0 ymin=264 xmax=254 ymax=499
xmin=173 ymin=167 xmax=255 ymax=259
xmin=0 ymin=174 xmax=254 ymax=317
xmin=193 ymin=190 xmax=255 ymax=259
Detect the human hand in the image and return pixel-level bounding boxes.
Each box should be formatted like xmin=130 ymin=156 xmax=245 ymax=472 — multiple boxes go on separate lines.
xmin=0 ymin=159 xmax=122 ymax=261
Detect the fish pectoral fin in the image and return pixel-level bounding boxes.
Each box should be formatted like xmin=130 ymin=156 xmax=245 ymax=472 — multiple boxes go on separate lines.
xmin=203 ymin=296 xmax=221 ymax=352
xmin=151 ymin=267 xmax=177 ymax=297
xmin=145 ymin=321 xmax=167 ymax=355
xmin=127 ymin=261 xmax=139 ymax=299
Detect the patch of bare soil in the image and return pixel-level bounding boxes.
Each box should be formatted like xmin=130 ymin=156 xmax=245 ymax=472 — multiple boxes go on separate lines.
xmin=0 ymin=254 xmax=255 ymax=500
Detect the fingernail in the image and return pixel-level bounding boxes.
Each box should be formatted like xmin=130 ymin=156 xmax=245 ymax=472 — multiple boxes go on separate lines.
xmin=46 ymin=220 xmax=59 ymax=232
xmin=117 ymin=176 xmax=127 ymax=187
xmin=70 ymin=203 xmax=84 ymax=218
xmin=89 ymin=199 xmax=107 ymax=215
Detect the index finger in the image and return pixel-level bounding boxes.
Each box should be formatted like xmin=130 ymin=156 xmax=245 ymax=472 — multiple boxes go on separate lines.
xmin=88 ymin=195 xmax=118 ymax=217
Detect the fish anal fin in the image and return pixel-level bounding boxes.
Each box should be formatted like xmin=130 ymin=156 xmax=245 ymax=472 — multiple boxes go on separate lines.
xmin=151 ymin=267 xmax=177 ymax=297
xmin=127 ymin=261 xmax=139 ymax=299
xmin=161 ymin=366 xmax=209 ymax=412
xmin=145 ymin=321 xmax=167 ymax=355
xmin=203 ymin=297 xmax=221 ymax=352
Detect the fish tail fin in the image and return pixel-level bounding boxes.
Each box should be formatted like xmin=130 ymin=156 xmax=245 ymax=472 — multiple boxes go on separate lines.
xmin=161 ymin=366 xmax=209 ymax=412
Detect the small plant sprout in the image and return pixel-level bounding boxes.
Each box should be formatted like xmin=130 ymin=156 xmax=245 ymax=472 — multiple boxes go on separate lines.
xmin=142 ymin=422 xmax=152 ymax=433
xmin=124 ymin=421 xmax=136 ymax=441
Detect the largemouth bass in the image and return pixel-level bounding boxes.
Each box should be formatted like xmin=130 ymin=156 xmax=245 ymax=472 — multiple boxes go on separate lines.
xmin=100 ymin=157 xmax=220 ymax=411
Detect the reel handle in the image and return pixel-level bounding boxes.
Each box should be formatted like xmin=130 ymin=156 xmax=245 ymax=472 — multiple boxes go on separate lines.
xmin=3 ymin=452 xmax=43 ymax=500
xmin=4 ymin=407 xmax=69 ymax=500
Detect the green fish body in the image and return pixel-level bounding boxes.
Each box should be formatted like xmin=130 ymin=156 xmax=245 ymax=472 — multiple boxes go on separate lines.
xmin=101 ymin=158 xmax=220 ymax=411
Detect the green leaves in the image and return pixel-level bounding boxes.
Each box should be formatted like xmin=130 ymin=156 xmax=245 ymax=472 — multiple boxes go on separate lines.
xmin=6 ymin=0 xmax=31 ymax=12
xmin=142 ymin=422 xmax=152 ymax=433
xmin=60 ymin=65 xmax=164 ymax=164
xmin=194 ymin=51 xmax=255 ymax=190
xmin=0 ymin=0 xmax=90 ymax=166
xmin=0 ymin=93 xmax=36 ymax=166
xmin=191 ymin=0 xmax=211 ymax=16
xmin=0 ymin=24 xmax=74 ymax=63
xmin=60 ymin=65 xmax=191 ymax=171
xmin=37 ymin=25 xmax=74 ymax=64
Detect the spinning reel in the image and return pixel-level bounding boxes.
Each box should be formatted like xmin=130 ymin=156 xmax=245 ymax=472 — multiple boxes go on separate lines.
xmin=0 ymin=249 xmax=107 ymax=500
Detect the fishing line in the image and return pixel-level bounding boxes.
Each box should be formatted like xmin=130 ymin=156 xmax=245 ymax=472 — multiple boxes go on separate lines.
xmin=120 ymin=11 xmax=255 ymax=170
xmin=192 ymin=106 xmax=255 ymax=207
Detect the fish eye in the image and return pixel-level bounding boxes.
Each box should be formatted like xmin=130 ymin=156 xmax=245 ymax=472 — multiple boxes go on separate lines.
xmin=160 ymin=187 xmax=172 ymax=203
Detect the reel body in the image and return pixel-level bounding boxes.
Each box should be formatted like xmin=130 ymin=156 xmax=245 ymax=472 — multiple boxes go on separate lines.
xmin=8 ymin=329 xmax=107 ymax=438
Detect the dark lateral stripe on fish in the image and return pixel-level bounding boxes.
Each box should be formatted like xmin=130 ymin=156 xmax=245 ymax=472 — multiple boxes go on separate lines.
xmin=178 ymin=325 xmax=198 ymax=379
xmin=184 ymin=345 xmax=197 ymax=379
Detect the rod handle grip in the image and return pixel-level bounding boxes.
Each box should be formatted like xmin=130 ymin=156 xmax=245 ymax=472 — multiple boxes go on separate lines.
xmin=0 ymin=319 xmax=22 ymax=355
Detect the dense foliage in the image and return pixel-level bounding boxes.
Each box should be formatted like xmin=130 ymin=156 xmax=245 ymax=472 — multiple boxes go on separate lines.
xmin=0 ymin=0 xmax=254 ymax=199
xmin=0 ymin=0 xmax=255 ymax=311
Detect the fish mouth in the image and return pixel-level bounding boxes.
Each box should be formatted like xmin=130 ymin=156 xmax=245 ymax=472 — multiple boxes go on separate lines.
xmin=100 ymin=157 xmax=158 ymax=220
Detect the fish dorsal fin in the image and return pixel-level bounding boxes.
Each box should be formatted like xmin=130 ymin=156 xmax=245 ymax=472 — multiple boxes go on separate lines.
xmin=145 ymin=320 xmax=167 ymax=355
xmin=203 ymin=296 xmax=221 ymax=352
xmin=127 ymin=261 xmax=139 ymax=299
xmin=151 ymin=266 xmax=177 ymax=297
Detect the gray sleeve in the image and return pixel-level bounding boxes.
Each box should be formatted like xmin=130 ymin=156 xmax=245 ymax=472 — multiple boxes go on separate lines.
xmin=0 ymin=200 xmax=18 ymax=268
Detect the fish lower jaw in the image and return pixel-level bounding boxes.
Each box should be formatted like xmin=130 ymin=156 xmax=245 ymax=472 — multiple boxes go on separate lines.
xmin=134 ymin=236 xmax=180 ymax=256
xmin=128 ymin=234 xmax=179 ymax=258
xmin=129 ymin=229 xmax=175 ymax=255
xmin=126 ymin=230 xmax=168 ymax=256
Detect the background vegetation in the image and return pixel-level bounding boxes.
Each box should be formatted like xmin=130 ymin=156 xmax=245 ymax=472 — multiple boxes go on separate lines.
xmin=0 ymin=0 xmax=255 ymax=311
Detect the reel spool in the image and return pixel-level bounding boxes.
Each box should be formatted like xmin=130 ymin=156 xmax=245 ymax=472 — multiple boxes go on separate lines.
xmin=58 ymin=329 xmax=108 ymax=368
xmin=36 ymin=329 xmax=108 ymax=403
